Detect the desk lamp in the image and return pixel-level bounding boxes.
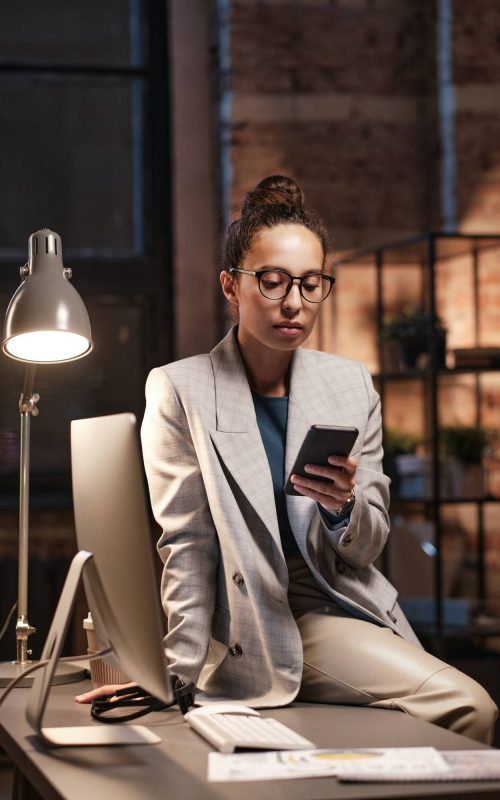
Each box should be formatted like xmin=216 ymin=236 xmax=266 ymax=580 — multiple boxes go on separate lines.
xmin=0 ymin=229 xmax=93 ymax=687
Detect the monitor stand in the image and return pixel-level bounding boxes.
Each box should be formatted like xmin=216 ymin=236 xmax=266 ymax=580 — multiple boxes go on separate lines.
xmin=25 ymin=550 xmax=161 ymax=747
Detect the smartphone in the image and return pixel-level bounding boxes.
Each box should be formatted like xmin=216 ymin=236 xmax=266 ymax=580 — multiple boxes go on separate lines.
xmin=284 ymin=424 xmax=359 ymax=496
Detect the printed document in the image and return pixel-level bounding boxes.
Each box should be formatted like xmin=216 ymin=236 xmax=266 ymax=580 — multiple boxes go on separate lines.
xmin=208 ymin=747 xmax=500 ymax=783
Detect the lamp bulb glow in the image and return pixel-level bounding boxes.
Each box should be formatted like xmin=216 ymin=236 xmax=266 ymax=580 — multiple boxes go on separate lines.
xmin=3 ymin=331 xmax=92 ymax=363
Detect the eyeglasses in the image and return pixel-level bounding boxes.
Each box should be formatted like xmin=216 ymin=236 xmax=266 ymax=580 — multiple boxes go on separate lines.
xmin=229 ymin=268 xmax=335 ymax=303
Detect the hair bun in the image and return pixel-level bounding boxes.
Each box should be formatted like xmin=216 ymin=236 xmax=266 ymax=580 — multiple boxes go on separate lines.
xmin=242 ymin=175 xmax=305 ymax=216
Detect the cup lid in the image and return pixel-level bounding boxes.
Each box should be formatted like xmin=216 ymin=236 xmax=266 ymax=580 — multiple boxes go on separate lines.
xmin=83 ymin=611 xmax=94 ymax=630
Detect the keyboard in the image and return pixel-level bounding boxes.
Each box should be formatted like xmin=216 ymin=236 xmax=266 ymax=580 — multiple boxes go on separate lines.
xmin=184 ymin=703 xmax=315 ymax=754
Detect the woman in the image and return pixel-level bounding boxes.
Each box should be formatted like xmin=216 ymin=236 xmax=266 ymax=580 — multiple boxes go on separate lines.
xmin=78 ymin=175 xmax=496 ymax=743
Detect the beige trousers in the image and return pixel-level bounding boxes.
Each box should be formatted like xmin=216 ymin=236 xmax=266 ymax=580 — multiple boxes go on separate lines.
xmin=287 ymin=554 xmax=497 ymax=745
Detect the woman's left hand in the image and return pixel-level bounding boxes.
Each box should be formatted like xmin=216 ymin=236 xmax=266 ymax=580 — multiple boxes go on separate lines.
xmin=75 ymin=682 xmax=136 ymax=704
xmin=290 ymin=454 xmax=357 ymax=513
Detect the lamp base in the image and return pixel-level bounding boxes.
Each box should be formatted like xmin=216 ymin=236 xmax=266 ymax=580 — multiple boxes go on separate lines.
xmin=0 ymin=659 xmax=87 ymax=688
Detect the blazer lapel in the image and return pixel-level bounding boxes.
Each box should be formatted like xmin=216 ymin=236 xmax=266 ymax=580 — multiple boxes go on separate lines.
xmin=209 ymin=329 xmax=281 ymax=549
xmin=285 ymin=347 xmax=348 ymax=547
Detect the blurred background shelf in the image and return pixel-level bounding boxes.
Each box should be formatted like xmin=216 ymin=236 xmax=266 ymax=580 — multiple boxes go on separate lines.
xmin=338 ymin=232 xmax=500 ymax=648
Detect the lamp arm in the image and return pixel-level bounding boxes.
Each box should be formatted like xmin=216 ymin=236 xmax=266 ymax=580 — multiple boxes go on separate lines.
xmin=16 ymin=364 xmax=39 ymax=665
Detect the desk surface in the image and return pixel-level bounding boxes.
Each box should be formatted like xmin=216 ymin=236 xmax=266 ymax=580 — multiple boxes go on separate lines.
xmin=1 ymin=680 xmax=500 ymax=800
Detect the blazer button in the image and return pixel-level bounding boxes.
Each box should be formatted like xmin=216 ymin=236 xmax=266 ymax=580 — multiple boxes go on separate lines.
xmin=232 ymin=572 xmax=244 ymax=587
xmin=342 ymin=535 xmax=352 ymax=547
xmin=335 ymin=557 xmax=346 ymax=575
xmin=387 ymin=610 xmax=397 ymax=624
xmin=229 ymin=643 xmax=243 ymax=658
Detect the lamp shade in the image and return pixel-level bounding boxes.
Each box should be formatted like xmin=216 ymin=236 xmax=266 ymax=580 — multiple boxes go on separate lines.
xmin=2 ymin=229 xmax=92 ymax=363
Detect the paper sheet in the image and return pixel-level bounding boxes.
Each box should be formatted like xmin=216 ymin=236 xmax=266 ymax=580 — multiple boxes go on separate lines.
xmin=207 ymin=747 xmax=447 ymax=782
xmin=343 ymin=750 xmax=500 ymax=784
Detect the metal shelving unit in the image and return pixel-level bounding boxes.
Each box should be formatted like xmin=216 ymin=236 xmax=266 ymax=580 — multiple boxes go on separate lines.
xmin=337 ymin=233 xmax=500 ymax=648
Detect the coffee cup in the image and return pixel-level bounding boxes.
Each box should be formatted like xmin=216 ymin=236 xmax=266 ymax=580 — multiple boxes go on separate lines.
xmin=83 ymin=612 xmax=129 ymax=688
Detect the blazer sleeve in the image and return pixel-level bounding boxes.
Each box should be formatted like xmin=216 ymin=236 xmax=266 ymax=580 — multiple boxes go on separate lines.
xmin=141 ymin=367 xmax=219 ymax=685
xmin=319 ymin=362 xmax=391 ymax=569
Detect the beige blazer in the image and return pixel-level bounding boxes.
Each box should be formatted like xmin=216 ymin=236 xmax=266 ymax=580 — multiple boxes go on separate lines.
xmin=141 ymin=327 xmax=420 ymax=706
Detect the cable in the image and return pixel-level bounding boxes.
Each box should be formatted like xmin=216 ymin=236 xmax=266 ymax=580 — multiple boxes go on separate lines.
xmin=0 ymin=647 xmax=112 ymax=708
xmin=0 ymin=602 xmax=17 ymax=644
xmin=0 ymin=648 xmax=195 ymax=726
xmin=90 ymin=674 xmax=196 ymax=723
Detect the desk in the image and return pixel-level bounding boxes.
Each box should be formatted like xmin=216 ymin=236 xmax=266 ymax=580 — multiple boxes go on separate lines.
xmin=1 ymin=680 xmax=500 ymax=800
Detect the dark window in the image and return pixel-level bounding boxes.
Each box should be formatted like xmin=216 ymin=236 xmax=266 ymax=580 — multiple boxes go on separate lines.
xmin=0 ymin=0 xmax=171 ymax=504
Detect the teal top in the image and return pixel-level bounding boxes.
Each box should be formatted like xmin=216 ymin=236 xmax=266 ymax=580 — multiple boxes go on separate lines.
xmin=251 ymin=391 xmax=299 ymax=557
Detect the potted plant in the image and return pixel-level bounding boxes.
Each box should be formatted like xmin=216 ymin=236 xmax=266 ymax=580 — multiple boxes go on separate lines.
xmin=383 ymin=429 xmax=429 ymax=498
xmin=440 ymin=426 xmax=493 ymax=498
xmin=381 ymin=309 xmax=447 ymax=370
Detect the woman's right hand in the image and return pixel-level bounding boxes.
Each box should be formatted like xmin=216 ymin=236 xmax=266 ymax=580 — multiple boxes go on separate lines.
xmin=75 ymin=681 xmax=136 ymax=704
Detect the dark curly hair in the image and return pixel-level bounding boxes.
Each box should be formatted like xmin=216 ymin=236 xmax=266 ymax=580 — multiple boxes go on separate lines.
xmin=221 ymin=175 xmax=332 ymax=272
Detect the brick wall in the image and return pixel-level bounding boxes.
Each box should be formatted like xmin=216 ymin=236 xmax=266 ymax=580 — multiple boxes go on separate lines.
xmin=223 ymin=0 xmax=500 ymax=246
xmin=225 ymin=0 xmax=439 ymax=249
xmin=454 ymin=0 xmax=500 ymax=231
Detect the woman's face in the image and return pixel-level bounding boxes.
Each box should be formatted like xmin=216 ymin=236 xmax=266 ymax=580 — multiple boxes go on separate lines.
xmin=221 ymin=223 xmax=325 ymax=355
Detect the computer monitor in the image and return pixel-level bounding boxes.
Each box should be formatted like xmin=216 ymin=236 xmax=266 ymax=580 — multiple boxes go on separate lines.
xmin=26 ymin=413 xmax=172 ymax=746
